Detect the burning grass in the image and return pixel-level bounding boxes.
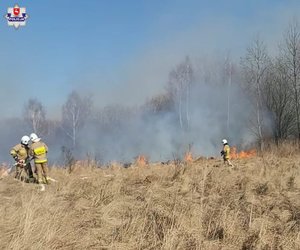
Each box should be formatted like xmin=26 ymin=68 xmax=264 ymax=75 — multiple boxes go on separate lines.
xmin=184 ymin=151 xmax=193 ymax=163
xmin=0 ymin=152 xmax=299 ymax=249
xmin=135 ymin=155 xmax=148 ymax=166
xmin=231 ymin=146 xmax=256 ymax=159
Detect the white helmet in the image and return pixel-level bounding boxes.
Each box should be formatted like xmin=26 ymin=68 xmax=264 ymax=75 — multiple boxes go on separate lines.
xmin=21 ymin=135 xmax=30 ymax=145
xmin=222 ymin=139 xmax=228 ymax=145
xmin=30 ymin=133 xmax=41 ymax=143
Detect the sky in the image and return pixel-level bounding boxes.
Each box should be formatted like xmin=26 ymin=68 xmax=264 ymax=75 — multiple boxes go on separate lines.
xmin=0 ymin=0 xmax=299 ymax=118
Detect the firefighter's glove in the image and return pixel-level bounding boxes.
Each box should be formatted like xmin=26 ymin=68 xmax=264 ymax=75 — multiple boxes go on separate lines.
xmin=18 ymin=159 xmax=25 ymax=167
xmin=220 ymin=150 xmax=224 ymax=156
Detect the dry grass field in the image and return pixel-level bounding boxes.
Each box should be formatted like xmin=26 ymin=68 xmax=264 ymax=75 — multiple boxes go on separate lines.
xmin=0 ymin=147 xmax=300 ymax=249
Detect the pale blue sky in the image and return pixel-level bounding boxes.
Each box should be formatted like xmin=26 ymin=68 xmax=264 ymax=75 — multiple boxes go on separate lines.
xmin=0 ymin=0 xmax=299 ymax=118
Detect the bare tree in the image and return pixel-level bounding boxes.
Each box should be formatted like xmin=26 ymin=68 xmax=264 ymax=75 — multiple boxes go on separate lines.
xmin=167 ymin=56 xmax=193 ymax=130
xmin=95 ymin=104 xmax=133 ymax=131
xmin=223 ymin=54 xmax=234 ymax=137
xmin=263 ymin=58 xmax=295 ymax=144
xmin=23 ymin=98 xmax=47 ymax=136
xmin=241 ymin=37 xmax=270 ymax=151
xmin=62 ymin=91 xmax=92 ymax=148
xmin=281 ymin=20 xmax=300 ymax=144
xmin=144 ymin=93 xmax=173 ymax=114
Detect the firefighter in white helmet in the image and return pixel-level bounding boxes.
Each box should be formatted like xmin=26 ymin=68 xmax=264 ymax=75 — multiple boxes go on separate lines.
xmin=10 ymin=135 xmax=34 ymax=181
xmin=29 ymin=133 xmax=50 ymax=184
xmin=221 ymin=139 xmax=233 ymax=167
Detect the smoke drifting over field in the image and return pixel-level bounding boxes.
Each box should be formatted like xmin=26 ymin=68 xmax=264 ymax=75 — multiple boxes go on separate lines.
xmin=63 ymin=59 xmax=256 ymax=164
xmin=0 ymin=55 xmax=257 ymax=165
xmin=2 ymin=1 xmax=300 ymax=165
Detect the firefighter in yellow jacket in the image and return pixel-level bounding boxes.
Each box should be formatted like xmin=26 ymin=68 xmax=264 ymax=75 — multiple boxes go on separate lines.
xmin=10 ymin=135 xmax=34 ymax=181
xmin=29 ymin=133 xmax=50 ymax=184
xmin=221 ymin=139 xmax=233 ymax=167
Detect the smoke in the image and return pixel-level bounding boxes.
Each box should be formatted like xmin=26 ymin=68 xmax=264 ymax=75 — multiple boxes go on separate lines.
xmin=0 ymin=54 xmax=267 ymax=165
xmin=68 ymin=58 xmax=256 ymax=164
xmin=3 ymin=2 xmax=299 ymax=164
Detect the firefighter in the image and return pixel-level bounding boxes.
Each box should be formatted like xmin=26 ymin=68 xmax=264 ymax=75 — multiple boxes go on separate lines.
xmin=220 ymin=139 xmax=233 ymax=167
xmin=10 ymin=135 xmax=34 ymax=181
xmin=29 ymin=133 xmax=50 ymax=184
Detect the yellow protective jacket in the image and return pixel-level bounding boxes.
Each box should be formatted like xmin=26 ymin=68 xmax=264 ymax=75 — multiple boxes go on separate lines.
xmin=223 ymin=144 xmax=230 ymax=160
xmin=29 ymin=141 xmax=48 ymax=164
xmin=10 ymin=143 xmax=29 ymax=160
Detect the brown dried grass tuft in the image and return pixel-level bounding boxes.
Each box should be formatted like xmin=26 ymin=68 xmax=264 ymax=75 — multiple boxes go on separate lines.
xmin=0 ymin=149 xmax=299 ymax=249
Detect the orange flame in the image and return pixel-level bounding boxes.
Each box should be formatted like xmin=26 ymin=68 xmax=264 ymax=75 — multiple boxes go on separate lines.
xmin=230 ymin=147 xmax=256 ymax=159
xmin=135 ymin=155 xmax=148 ymax=166
xmin=184 ymin=151 xmax=193 ymax=163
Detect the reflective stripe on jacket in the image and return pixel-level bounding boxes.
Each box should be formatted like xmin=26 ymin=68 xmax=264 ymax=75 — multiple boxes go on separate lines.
xmin=223 ymin=144 xmax=230 ymax=159
xmin=29 ymin=141 xmax=48 ymax=163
